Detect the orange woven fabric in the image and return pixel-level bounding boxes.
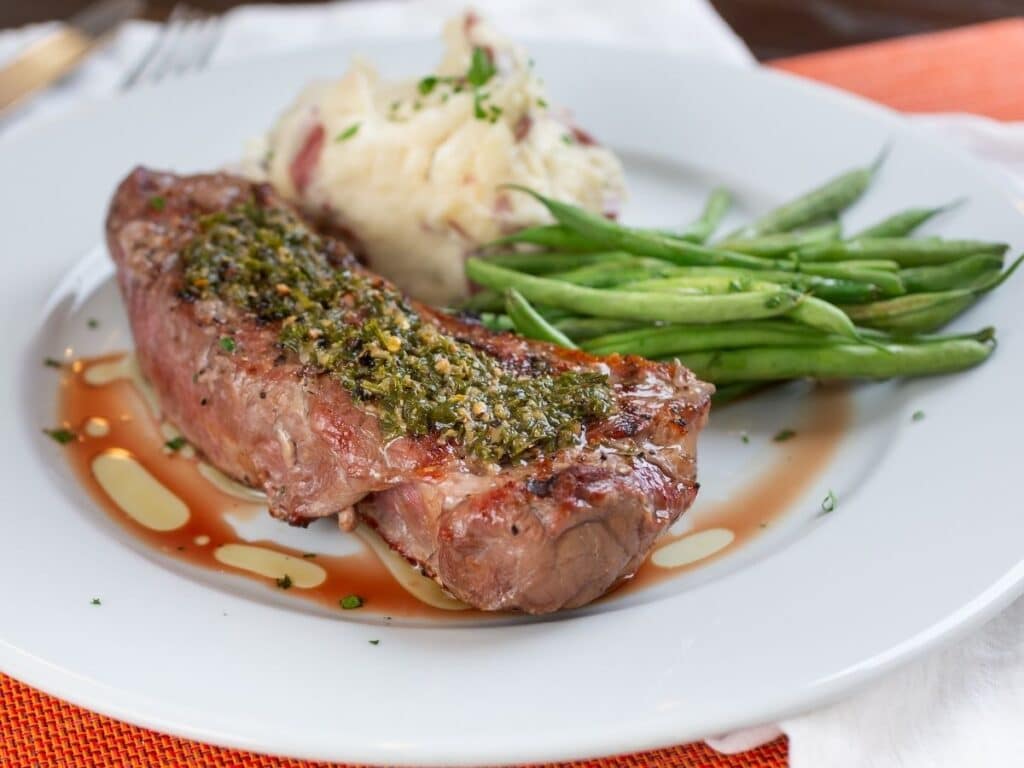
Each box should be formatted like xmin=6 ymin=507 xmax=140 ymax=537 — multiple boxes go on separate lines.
xmin=771 ymin=18 xmax=1024 ymax=121
xmin=0 ymin=674 xmax=787 ymax=767
xmin=5 ymin=18 xmax=1023 ymax=768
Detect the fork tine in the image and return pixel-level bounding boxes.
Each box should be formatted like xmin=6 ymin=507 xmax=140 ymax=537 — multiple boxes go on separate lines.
xmin=173 ymin=15 xmax=222 ymax=76
xmin=127 ymin=5 xmax=203 ymax=86
xmin=190 ymin=16 xmax=225 ymax=72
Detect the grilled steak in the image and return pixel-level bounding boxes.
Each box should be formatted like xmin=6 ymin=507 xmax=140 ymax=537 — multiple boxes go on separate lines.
xmin=106 ymin=168 xmax=713 ymax=614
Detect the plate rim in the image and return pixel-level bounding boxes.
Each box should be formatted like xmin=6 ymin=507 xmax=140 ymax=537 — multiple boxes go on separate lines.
xmin=1 ymin=38 xmax=1022 ymax=766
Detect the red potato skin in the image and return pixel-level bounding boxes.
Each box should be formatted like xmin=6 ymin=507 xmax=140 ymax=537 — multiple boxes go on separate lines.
xmin=106 ymin=168 xmax=713 ymax=613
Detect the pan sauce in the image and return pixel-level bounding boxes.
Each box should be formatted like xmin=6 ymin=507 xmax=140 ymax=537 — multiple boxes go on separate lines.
xmin=54 ymin=352 xmax=850 ymax=618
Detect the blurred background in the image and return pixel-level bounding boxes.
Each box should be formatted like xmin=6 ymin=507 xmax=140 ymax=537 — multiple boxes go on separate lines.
xmin=4 ymin=0 xmax=1021 ymax=59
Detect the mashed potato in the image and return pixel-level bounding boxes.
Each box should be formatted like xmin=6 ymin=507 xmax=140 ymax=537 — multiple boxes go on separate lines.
xmin=251 ymin=12 xmax=626 ymax=305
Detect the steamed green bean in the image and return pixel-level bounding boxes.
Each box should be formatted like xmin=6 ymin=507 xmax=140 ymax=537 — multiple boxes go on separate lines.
xmin=725 ymin=153 xmax=883 ymax=238
xmin=854 ymin=199 xmax=962 ymax=238
xmin=899 ymin=254 xmax=1003 ymax=293
xmin=718 ymin=221 xmax=841 ymax=257
xmin=677 ymin=187 xmax=732 ymax=243
xmin=466 ymin=258 xmax=803 ymax=324
xmin=673 ymin=338 xmax=994 ymax=382
xmin=582 ymin=321 xmax=832 ymax=357
xmin=505 ymin=289 xmax=577 ymax=348
xmin=795 ymin=237 xmax=1008 ymax=266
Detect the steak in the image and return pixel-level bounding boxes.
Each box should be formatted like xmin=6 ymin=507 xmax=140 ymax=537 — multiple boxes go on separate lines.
xmin=106 ymin=168 xmax=713 ymax=614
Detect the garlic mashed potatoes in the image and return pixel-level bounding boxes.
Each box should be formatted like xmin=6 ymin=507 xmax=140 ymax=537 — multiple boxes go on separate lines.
xmin=252 ymin=12 xmax=626 ymax=305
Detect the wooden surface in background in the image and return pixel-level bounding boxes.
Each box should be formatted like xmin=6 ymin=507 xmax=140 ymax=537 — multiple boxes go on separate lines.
xmin=3 ymin=0 xmax=1022 ymax=60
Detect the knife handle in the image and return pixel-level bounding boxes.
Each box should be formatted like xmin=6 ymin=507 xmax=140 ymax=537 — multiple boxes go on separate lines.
xmin=0 ymin=27 xmax=94 ymax=116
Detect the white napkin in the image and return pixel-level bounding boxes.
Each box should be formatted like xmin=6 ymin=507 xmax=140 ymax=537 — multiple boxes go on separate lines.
xmin=2 ymin=2 xmax=1022 ymax=765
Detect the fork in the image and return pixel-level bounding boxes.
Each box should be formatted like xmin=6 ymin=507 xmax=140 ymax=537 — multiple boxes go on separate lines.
xmin=120 ymin=4 xmax=223 ymax=88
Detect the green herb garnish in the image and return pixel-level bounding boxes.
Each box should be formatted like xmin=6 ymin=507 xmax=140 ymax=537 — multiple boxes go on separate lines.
xmin=561 ymin=133 xmax=573 ymax=145
xmin=164 ymin=436 xmax=187 ymax=452
xmin=466 ymin=46 xmax=496 ymax=87
xmin=87 ymin=318 xmax=99 ymax=329
xmin=822 ymin=489 xmax=837 ymax=513
xmin=149 ymin=195 xmax=167 ymax=212
xmin=368 ymin=639 xmax=379 ymax=645
xmin=340 ymin=595 xmax=363 ymax=610
xmin=276 ymin=574 xmax=293 ymax=589
xmin=912 ymin=410 xmax=925 ymax=422
xmin=417 ymin=76 xmax=438 ymax=95
xmin=182 ymin=205 xmax=614 ymax=463
xmin=218 ymin=336 xmax=236 ymax=353
xmin=335 ymin=123 xmax=361 ymax=142
xmin=773 ymin=429 xmax=796 ymax=443
xmin=91 ymin=598 xmax=101 ymax=606
xmin=44 ymin=357 xmax=63 ymax=368
xmin=301 ymin=552 xmax=317 ymax=559
xmin=740 ymin=432 xmax=750 ymax=444
xmin=44 ymin=428 xmax=76 ymax=445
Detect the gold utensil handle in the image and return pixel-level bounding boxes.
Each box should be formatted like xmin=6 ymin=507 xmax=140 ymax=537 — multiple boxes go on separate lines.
xmin=0 ymin=27 xmax=94 ymax=116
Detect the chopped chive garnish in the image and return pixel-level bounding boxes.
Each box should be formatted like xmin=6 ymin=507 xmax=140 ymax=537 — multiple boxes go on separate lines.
xmin=335 ymin=123 xmax=361 ymax=142
xmin=368 ymin=639 xmax=380 ymax=645
xmin=164 ymin=436 xmax=187 ymax=452
xmin=822 ymin=489 xmax=837 ymax=513
xmin=276 ymin=574 xmax=293 ymax=590
xmin=773 ymin=429 xmax=796 ymax=443
xmin=91 ymin=598 xmax=101 ymax=606
xmin=219 ymin=336 xmax=236 ymax=353
xmin=87 ymin=318 xmax=99 ymax=329
xmin=43 ymin=357 xmax=63 ymax=368
xmin=148 ymin=195 xmax=167 ymax=212
xmin=466 ymin=46 xmax=496 ymax=87
xmin=340 ymin=594 xmax=363 ymax=610
xmin=44 ymin=428 xmax=76 ymax=444
xmin=912 ymin=410 xmax=925 ymax=422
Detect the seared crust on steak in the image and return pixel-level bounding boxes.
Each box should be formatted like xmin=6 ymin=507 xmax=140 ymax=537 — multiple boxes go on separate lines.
xmin=106 ymin=168 xmax=713 ymax=613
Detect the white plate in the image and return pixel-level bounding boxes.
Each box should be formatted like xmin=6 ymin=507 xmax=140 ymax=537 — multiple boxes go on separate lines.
xmin=2 ymin=39 xmax=1023 ymax=767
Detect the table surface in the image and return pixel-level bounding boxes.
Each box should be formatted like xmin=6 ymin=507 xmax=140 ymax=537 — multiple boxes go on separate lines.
xmin=2 ymin=0 xmax=1022 ymax=59
xmin=2 ymin=12 xmax=1022 ymax=768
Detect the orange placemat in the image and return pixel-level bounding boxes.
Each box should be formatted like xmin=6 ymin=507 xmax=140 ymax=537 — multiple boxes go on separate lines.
xmin=5 ymin=17 xmax=1024 ymax=768
xmin=0 ymin=674 xmax=787 ymax=767
xmin=771 ymin=18 xmax=1024 ymax=121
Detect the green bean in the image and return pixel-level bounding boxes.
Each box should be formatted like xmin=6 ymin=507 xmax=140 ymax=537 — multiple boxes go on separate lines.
xmin=504 ymin=186 xmax=800 ymax=272
xmin=794 ymin=262 xmax=901 ymax=276
xmin=854 ymin=199 xmax=963 ymax=238
xmin=610 ymin=263 xmax=884 ymax=303
xmin=616 ymin=275 xmax=862 ymax=341
xmin=843 ymin=254 xmax=1022 ymax=333
xmin=476 ymin=312 xmax=514 ymax=332
xmin=899 ymin=254 xmax=1004 ymax=293
xmin=726 ymin=152 xmax=884 ymax=238
xmin=792 ymin=262 xmax=905 ymax=295
xmin=547 ymin=262 xmax=677 ymax=288
xmin=581 ymin=320 xmax=830 ymax=357
xmin=795 ymin=237 xmax=1008 ymax=266
xmin=553 ymin=317 xmax=646 ymax=340
xmin=841 ymin=291 xmax=978 ymax=333
xmin=718 ymin=221 xmax=842 ymax=257
xmin=485 ymin=225 xmax=597 ymax=252
xmin=505 ymin=289 xmax=577 ymax=348
xmin=480 ymin=250 xmax=634 ymax=274
xmin=677 ymin=187 xmax=732 ymax=243
xmin=788 ymin=295 xmax=864 ymax=341
xmin=672 ymin=338 xmax=995 ymax=383
xmin=466 ymin=258 xmax=803 ymax=324
xmin=712 ymin=381 xmax=779 ymax=406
